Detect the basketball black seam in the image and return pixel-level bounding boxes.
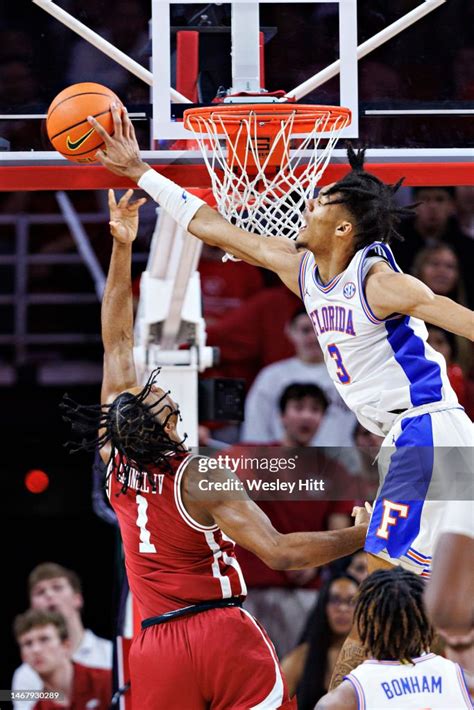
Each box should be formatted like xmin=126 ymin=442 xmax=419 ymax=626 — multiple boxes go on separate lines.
xmin=48 ymin=91 xmax=116 ymax=120
xmin=49 ymin=109 xmax=112 ymax=142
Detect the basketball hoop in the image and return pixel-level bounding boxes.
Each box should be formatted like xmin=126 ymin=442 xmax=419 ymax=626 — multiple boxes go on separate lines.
xmin=184 ymin=102 xmax=351 ymax=245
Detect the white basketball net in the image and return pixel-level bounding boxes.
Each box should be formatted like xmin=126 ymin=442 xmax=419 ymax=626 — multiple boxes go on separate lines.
xmin=185 ymin=106 xmax=350 ymax=247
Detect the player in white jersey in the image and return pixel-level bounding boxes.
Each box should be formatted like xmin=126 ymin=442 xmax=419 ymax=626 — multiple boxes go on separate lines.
xmin=425 ymin=501 xmax=474 ymax=671
xmin=315 ymin=567 xmax=473 ymax=709
xmin=89 ymin=106 xmax=473 ymax=675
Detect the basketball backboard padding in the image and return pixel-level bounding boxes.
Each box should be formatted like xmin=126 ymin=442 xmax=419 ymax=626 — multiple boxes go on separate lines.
xmin=1 ymin=158 xmax=472 ymax=192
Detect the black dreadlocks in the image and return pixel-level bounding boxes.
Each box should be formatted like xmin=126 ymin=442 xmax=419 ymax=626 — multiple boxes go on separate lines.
xmin=354 ymin=567 xmax=434 ymax=664
xmin=324 ymin=145 xmax=417 ymax=249
xmin=61 ymin=369 xmax=187 ymax=494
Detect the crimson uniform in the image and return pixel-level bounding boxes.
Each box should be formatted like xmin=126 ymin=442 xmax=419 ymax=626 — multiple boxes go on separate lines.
xmin=33 ymin=662 xmax=111 ymax=710
xmin=107 ymin=451 xmax=295 ymax=709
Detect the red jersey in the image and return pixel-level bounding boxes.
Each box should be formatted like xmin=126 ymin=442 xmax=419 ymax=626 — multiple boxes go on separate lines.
xmin=33 ymin=662 xmax=111 ymax=710
xmin=107 ymin=451 xmax=247 ymax=620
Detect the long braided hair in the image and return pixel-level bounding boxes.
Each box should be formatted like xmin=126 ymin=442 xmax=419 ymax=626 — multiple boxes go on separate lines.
xmin=324 ymin=145 xmax=417 ymax=249
xmin=61 ymin=369 xmax=187 ymax=494
xmin=354 ymin=567 xmax=434 ymax=663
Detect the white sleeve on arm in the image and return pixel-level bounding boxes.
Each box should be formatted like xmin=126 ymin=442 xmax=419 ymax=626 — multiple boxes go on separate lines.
xmin=137 ymin=168 xmax=206 ymax=231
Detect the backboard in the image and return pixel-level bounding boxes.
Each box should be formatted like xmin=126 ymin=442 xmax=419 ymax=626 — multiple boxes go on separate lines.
xmin=0 ymin=0 xmax=472 ymax=188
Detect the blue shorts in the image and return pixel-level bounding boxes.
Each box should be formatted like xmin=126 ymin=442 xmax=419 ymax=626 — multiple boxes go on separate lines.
xmin=365 ymin=404 xmax=473 ymax=576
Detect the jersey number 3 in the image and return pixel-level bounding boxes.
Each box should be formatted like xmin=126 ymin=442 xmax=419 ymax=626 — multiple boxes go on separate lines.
xmin=327 ymin=343 xmax=351 ymax=384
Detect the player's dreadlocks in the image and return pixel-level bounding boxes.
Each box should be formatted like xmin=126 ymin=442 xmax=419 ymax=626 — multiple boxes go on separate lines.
xmin=324 ymin=145 xmax=417 ymax=249
xmin=355 ymin=567 xmax=433 ymax=664
xmin=61 ymin=369 xmax=187 ymax=494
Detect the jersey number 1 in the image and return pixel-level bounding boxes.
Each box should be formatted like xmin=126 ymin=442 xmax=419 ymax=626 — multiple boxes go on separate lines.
xmin=136 ymin=494 xmax=157 ymax=553
xmin=327 ymin=343 xmax=351 ymax=384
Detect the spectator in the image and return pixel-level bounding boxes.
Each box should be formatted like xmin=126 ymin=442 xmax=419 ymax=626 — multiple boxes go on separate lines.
xmin=412 ymin=244 xmax=472 ymax=373
xmin=206 ymin=285 xmax=301 ymax=385
xmin=236 ymin=383 xmax=357 ymax=656
xmin=280 ymin=574 xmax=359 ymax=708
xmin=13 ymin=609 xmax=111 ymax=710
xmin=412 ymin=244 xmax=467 ymax=304
xmin=322 ymin=549 xmax=369 ymax=591
xmin=455 ymin=186 xmax=474 ymax=239
xmin=345 ymin=550 xmax=368 ymax=584
xmin=198 ymin=244 xmax=264 ymax=326
xmin=394 ymin=186 xmax=474 ymax=305
xmin=278 ymin=382 xmax=329 ymax=446
xmin=241 ymin=309 xmax=355 ymax=446
xmin=12 ymin=563 xmax=112 ymax=710
xmin=427 ymin=325 xmax=468 ymax=407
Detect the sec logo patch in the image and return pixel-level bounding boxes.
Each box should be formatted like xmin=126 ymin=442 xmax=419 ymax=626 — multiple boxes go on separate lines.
xmin=343 ymin=282 xmax=356 ymax=299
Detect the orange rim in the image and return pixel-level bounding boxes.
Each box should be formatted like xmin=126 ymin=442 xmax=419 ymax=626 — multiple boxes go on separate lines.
xmin=184 ymin=104 xmax=351 ymax=135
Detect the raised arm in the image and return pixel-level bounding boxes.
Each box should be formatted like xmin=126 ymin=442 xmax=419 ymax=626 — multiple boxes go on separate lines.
xmin=101 ymin=189 xmax=146 ymax=405
xmin=88 ymin=105 xmax=304 ymax=296
xmin=184 ymin=459 xmax=369 ymax=570
xmin=365 ymin=261 xmax=474 ymax=341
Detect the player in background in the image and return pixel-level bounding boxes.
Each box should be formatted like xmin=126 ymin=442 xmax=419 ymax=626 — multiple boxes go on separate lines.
xmin=425 ymin=500 xmax=474 ymax=672
xmin=88 ymin=104 xmax=473 ymax=683
xmin=314 ymin=567 xmax=473 ymax=709
xmin=62 ymin=188 xmax=369 ymax=710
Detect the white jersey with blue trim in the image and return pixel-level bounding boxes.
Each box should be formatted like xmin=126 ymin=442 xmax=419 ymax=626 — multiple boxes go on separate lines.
xmin=346 ymin=654 xmax=473 ymax=709
xmin=299 ymin=242 xmax=458 ymax=436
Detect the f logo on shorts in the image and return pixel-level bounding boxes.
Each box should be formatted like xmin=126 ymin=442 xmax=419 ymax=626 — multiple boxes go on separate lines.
xmin=376 ymin=499 xmax=410 ymax=540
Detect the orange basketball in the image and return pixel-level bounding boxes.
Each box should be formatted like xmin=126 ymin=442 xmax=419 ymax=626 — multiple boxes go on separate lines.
xmin=46 ymin=82 xmax=122 ymax=163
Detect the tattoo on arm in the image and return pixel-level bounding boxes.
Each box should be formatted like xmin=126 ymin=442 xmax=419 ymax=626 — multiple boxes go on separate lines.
xmin=329 ymin=639 xmax=366 ymax=690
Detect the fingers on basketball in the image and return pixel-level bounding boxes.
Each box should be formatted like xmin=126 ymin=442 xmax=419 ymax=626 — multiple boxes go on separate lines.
xmin=122 ymin=106 xmax=132 ymax=139
xmin=111 ymin=103 xmax=122 ymax=139
xmin=88 ymin=115 xmax=109 ymax=142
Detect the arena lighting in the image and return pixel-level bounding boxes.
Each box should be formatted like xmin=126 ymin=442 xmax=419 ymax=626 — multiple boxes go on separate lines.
xmin=24 ymin=469 xmax=50 ymax=494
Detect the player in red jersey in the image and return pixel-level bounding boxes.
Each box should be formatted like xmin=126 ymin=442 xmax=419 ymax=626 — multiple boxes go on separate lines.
xmin=62 ymin=186 xmax=370 ymax=709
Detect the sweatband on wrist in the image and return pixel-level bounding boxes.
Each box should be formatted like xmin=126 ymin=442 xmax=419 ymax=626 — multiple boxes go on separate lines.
xmin=138 ymin=169 xmax=206 ymax=231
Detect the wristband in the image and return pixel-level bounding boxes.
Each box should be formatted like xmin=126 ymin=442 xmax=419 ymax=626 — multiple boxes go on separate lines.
xmin=138 ymin=169 xmax=206 ymax=231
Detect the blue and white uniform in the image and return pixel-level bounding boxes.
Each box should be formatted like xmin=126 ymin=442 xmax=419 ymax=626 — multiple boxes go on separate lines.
xmin=346 ymin=653 xmax=473 ymax=709
xmin=299 ymin=242 xmax=473 ymax=574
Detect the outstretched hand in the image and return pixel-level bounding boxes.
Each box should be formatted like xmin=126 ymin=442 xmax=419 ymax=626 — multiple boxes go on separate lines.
xmin=88 ymin=103 xmax=149 ymax=182
xmin=108 ymin=189 xmax=147 ymax=244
